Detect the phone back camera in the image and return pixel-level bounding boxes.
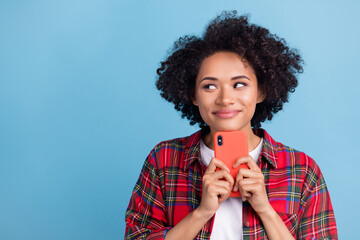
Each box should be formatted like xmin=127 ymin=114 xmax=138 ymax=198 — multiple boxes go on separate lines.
xmin=217 ymin=135 xmax=223 ymax=146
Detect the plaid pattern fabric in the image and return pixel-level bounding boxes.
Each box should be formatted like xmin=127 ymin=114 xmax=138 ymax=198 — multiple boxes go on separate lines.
xmin=125 ymin=129 xmax=337 ymax=239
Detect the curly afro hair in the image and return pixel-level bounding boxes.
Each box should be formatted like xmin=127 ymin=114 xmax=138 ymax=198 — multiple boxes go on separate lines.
xmin=156 ymin=11 xmax=303 ymax=129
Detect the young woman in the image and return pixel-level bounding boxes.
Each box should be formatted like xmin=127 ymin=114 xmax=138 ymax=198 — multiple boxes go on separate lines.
xmin=125 ymin=11 xmax=337 ymax=240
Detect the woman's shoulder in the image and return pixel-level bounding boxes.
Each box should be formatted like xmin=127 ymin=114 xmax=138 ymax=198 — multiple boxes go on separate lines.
xmin=258 ymin=129 xmax=326 ymax=193
xmin=276 ymin=141 xmax=320 ymax=172
xmin=256 ymin=128 xmax=321 ymax=172
xmin=152 ymin=130 xmax=202 ymax=152
xmin=145 ymin=130 xmax=202 ymax=170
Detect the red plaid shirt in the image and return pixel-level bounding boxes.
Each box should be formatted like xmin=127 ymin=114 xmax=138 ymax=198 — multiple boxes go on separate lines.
xmin=125 ymin=129 xmax=337 ymax=239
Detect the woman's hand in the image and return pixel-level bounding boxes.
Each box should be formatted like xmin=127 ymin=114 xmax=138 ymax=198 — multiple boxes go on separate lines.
xmin=233 ymin=156 xmax=272 ymax=215
xmin=197 ymin=158 xmax=234 ymax=219
xmin=165 ymin=158 xmax=234 ymax=240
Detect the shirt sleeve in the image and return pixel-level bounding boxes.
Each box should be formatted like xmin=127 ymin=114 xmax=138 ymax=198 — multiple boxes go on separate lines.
xmin=297 ymin=162 xmax=338 ymax=239
xmin=125 ymin=149 xmax=170 ymax=240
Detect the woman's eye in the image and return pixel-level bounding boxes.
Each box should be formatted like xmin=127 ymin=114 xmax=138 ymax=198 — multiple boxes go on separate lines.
xmin=204 ymin=84 xmax=216 ymax=90
xmin=234 ymin=82 xmax=246 ymax=88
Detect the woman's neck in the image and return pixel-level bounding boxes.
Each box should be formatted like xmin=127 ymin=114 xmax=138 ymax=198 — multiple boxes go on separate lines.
xmin=202 ymin=127 xmax=261 ymax=152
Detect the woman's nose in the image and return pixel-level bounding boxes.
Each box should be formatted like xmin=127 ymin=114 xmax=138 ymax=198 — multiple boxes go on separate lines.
xmin=216 ymin=88 xmax=235 ymax=106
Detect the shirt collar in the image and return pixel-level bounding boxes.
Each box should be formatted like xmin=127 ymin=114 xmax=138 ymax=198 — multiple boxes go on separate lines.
xmin=183 ymin=128 xmax=279 ymax=171
xmin=183 ymin=130 xmax=202 ymax=171
xmin=253 ymin=129 xmax=278 ymax=168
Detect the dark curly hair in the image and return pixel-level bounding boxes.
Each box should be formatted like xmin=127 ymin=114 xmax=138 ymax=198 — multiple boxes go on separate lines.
xmin=156 ymin=11 xmax=303 ymax=129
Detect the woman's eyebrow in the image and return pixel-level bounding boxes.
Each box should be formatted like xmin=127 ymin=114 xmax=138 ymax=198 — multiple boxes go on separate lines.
xmin=232 ymin=75 xmax=251 ymax=81
xmin=200 ymin=75 xmax=250 ymax=82
xmin=200 ymin=77 xmax=217 ymax=82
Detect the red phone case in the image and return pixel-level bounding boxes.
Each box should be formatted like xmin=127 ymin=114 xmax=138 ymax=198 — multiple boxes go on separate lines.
xmin=214 ymin=130 xmax=248 ymax=197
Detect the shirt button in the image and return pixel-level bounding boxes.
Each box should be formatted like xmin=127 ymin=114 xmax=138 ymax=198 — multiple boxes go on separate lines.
xmin=245 ymin=221 xmax=250 ymax=227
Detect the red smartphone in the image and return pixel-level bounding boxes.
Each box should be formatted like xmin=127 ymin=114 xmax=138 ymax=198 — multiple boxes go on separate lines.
xmin=214 ymin=130 xmax=248 ymax=197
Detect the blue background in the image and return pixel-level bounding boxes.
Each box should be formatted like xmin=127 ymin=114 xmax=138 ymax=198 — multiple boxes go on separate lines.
xmin=1 ymin=0 xmax=359 ymax=239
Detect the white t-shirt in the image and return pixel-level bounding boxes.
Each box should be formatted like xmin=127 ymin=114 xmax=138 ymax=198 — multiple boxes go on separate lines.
xmin=200 ymin=137 xmax=263 ymax=240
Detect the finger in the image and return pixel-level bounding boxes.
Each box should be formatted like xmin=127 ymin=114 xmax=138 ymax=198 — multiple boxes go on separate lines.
xmin=236 ymin=177 xmax=261 ymax=186
xmin=242 ymin=194 xmax=251 ymax=202
xmin=233 ymin=155 xmax=261 ymax=172
xmin=213 ymin=180 xmax=232 ymax=189
xmin=236 ymin=168 xmax=264 ymax=180
xmin=239 ymin=183 xmax=264 ymax=196
xmin=207 ymin=184 xmax=230 ymax=198
xmin=204 ymin=177 xmax=232 ymax=196
xmin=233 ymin=168 xmax=244 ymax=192
xmin=233 ymin=167 xmax=250 ymax=192
xmin=241 ymin=190 xmax=252 ymax=199
xmin=217 ymin=187 xmax=231 ymax=203
xmin=212 ymin=157 xmax=231 ymax=171
xmin=209 ymin=169 xmax=232 ymax=180
xmin=205 ymin=170 xmax=234 ymax=189
xmin=215 ymin=182 xmax=232 ymax=202
xmin=206 ymin=158 xmax=230 ymax=174
xmin=236 ymin=178 xmax=263 ymax=195
xmin=238 ymin=185 xmax=253 ymax=200
xmin=219 ymin=192 xmax=230 ymax=203
xmin=233 ymin=169 xmax=264 ymax=192
xmin=221 ymin=171 xmax=234 ymax=189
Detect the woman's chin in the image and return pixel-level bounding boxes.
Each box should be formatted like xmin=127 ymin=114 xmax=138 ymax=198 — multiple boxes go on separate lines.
xmin=211 ymin=124 xmax=250 ymax=132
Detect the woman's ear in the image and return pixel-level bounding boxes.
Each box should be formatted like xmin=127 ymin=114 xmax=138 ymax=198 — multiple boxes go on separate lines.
xmin=192 ymin=96 xmax=198 ymax=106
xmin=256 ymin=87 xmax=266 ymax=104
xmin=191 ymin=89 xmax=198 ymax=106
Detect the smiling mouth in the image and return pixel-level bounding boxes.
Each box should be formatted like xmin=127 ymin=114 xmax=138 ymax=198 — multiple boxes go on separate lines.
xmin=213 ymin=109 xmax=240 ymax=118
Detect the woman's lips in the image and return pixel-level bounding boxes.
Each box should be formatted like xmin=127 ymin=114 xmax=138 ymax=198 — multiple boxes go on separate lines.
xmin=213 ymin=109 xmax=240 ymax=118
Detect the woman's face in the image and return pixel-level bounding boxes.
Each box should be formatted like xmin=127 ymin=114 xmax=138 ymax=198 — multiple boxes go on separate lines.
xmin=192 ymin=51 xmax=265 ymax=135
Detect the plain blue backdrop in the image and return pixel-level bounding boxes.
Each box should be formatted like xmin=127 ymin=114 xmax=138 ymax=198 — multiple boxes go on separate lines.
xmin=1 ymin=0 xmax=359 ymax=239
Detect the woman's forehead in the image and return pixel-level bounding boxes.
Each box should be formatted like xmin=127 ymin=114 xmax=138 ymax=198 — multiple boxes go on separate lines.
xmin=196 ymin=52 xmax=255 ymax=80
